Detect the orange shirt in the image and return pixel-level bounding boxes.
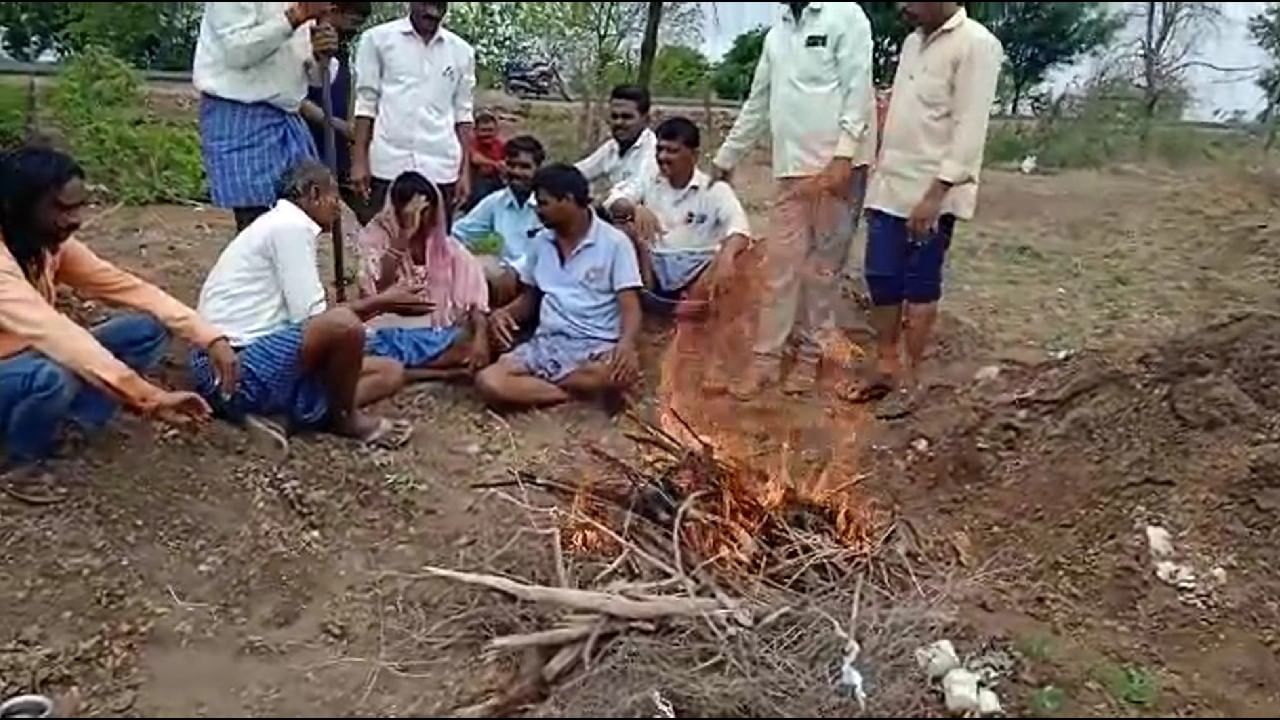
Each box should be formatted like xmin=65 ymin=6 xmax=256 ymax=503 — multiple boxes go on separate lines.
xmin=0 ymin=237 xmax=223 ymax=412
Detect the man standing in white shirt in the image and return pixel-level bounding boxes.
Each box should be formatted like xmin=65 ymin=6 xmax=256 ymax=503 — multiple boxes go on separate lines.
xmin=192 ymin=160 xmax=432 ymax=449
xmin=194 ymin=2 xmax=339 ymax=232
xmin=712 ymin=1 xmax=874 ymax=398
xmin=575 ymin=85 xmax=659 ymax=194
xmin=351 ymin=1 xmax=476 ymax=225
xmin=858 ymin=2 xmax=1002 ymax=419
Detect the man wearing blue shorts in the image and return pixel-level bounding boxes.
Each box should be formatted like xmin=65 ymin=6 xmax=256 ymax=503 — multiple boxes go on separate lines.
xmin=476 ymin=164 xmax=643 ymax=409
xmin=193 ymin=160 xmax=433 ymax=449
xmin=862 ymin=1 xmax=1003 ymax=418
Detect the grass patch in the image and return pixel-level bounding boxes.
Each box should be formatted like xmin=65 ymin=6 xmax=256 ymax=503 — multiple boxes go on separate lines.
xmin=1094 ymin=663 xmax=1160 ymax=708
xmin=1028 ymin=685 xmax=1067 ymax=716
xmin=1015 ymin=632 xmax=1059 ymax=663
xmin=48 ymin=47 xmax=206 ymax=204
xmin=0 ymin=81 xmax=30 ymax=150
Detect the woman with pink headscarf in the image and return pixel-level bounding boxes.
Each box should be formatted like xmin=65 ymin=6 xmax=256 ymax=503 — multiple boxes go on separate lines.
xmin=358 ymin=172 xmax=491 ymax=380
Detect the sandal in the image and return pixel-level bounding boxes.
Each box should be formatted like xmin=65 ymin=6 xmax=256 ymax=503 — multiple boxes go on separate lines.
xmin=2 ymin=466 xmax=69 ymax=506
xmin=782 ymin=361 xmax=819 ymax=397
xmin=245 ymin=415 xmax=290 ymax=460
xmin=362 ymin=418 xmax=414 ymax=450
xmin=876 ymin=385 xmax=924 ymax=420
xmin=840 ymin=374 xmax=895 ymax=405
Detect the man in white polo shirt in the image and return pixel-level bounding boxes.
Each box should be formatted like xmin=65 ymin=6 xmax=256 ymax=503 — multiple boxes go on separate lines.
xmin=352 ymin=1 xmax=476 ymax=224
xmin=575 ymin=85 xmax=659 ymax=194
xmin=713 ymin=1 xmax=874 ymax=399
xmin=606 ymin=116 xmax=753 ymax=393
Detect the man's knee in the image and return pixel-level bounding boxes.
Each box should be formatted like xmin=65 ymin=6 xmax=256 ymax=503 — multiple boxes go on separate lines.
xmin=26 ymin=360 xmax=80 ymax=412
xmin=309 ymin=307 xmax=365 ymax=347
xmin=474 ymin=365 xmax=507 ymax=404
xmin=94 ymin=312 xmax=171 ymax=367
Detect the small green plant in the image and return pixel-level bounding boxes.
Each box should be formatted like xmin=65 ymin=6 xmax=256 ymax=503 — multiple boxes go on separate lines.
xmin=469 ymin=232 xmax=504 ymax=257
xmin=1095 ymin=663 xmax=1160 ymax=707
xmin=1029 ymin=685 xmax=1067 ymax=716
xmin=1016 ymin=633 xmax=1059 ymax=663
xmin=0 ymin=81 xmax=30 ymax=150
xmin=49 ymin=46 xmax=206 ymax=204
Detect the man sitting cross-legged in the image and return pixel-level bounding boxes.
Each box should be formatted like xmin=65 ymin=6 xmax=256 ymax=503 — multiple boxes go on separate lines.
xmin=0 ymin=146 xmax=237 ymax=504
xmin=606 ymin=116 xmax=753 ymax=393
xmin=192 ymin=160 xmax=433 ymax=450
xmin=475 ymin=164 xmax=643 ymax=410
xmin=452 ymin=134 xmax=546 ymax=309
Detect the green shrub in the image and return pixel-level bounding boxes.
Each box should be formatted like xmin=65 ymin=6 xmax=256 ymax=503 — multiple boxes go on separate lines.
xmin=0 ymin=81 xmax=30 ymax=150
xmin=49 ymin=46 xmax=206 ymax=204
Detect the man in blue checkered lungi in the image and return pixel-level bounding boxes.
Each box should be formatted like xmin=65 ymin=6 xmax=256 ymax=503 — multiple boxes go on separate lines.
xmin=193 ymin=2 xmax=340 ymax=232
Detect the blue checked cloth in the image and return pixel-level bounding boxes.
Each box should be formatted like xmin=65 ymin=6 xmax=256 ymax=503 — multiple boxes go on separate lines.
xmin=199 ymin=94 xmax=317 ymax=209
xmin=190 ymin=323 xmax=329 ymax=429
xmin=366 ymin=326 xmax=462 ymax=368
xmin=506 ymin=333 xmax=615 ymax=383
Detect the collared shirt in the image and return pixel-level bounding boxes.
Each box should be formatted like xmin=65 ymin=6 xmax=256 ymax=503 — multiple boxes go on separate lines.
xmin=0 ymin=237 xmax=222 ymax=412
xmin=354 ymin=19 xmax=477 ymax=184
xmin=193 ymin=2 xmax=314 ymax=111
xmin=576 ymin=128 xmax=659 ymax=193
xmin=197 ymin=200 xmax=328 ymax=347
xmin=607 ymin=168 xmax=752 ymax=254
xmin=452 ymin=187 xmax=544 ymax=274
xmin=713 ymin=1 xmax=874 ymax=178
xmin=867 ymin=8 xmax=1004 ymax=221
xmin=519 ymin=216 xmax=643 ymax=342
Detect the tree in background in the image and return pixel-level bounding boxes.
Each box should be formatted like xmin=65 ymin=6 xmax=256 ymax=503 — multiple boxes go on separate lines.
xmin=859 ymin=2 xmax=908 ymax=86
xmin=637 ymin=1 xmax=664 ymax=90
xmin=711 ymin=27 xmax=765 ymax=101
xmin=1249 ymin=3 xmax=1280 ymax=147
xmin=0 ymin=2 xmax=200 ymax=71
xmin=651 ymin=45 xmax=712 ymax=97
xmin=985 ymin=3 xmax=1120 ymax=115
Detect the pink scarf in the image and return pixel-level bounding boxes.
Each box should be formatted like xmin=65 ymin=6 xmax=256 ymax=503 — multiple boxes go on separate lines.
xmin=357 ymin=184 xmax=489 ymax=328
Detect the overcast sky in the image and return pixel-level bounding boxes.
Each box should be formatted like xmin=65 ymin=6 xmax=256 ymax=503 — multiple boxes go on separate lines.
xmin=700 ymin=2 xmax=1271 ymax=121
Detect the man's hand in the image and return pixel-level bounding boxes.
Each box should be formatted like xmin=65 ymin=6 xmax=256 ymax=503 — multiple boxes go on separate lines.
xmin=375 ymin=285 xmax=435 ymax=316
xmin=631 ymin=206 xmax=662 ymax=247
xmin=396 ymin=194 xmax=429 ymax=247
xmin=206 ymin=338 xmax=241 ymax=398
xmin=351 ymin=156 xmax=372 ymax=199
xmin=453 ymin=174 xmax=471 ymax=211
xmin=311 ymin=23 xmax=339 ymax=58
xmin=287 ymin=2 xmax=334 ymax=27
xmin=488 ymin=308 xmax=520 ymax=352
xmin=712 ymin=165 xmax=734 ymax=185
xmin=607 ymin=342 xmax=641 ymax=387
xmin=805 ymin=157 xmax=853 ymax=198
xmin=907 ymin=182 xmax=948 ymax=242
xmin=150 ymin=391 xmax=212 ymax=424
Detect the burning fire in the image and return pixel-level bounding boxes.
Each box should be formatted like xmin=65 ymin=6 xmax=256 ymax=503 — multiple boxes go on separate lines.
xmin=566 ymin=247 xmax=892 ymax=573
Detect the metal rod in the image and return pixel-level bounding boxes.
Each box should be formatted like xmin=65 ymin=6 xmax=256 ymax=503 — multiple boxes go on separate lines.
xmin=319 ymin=49 xmax=346 ymax=302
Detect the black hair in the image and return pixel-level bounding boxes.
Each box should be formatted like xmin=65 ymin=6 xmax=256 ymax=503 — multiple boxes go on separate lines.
xmin=531 ymin=163 xmax=590 ymax=207
xmin=610 ymin=84 xmax=651 ymax=114
xmin=656 ymin=116 xmax=700 ymax=150
xmin=389 ymin=170 xmax=441 ymax=210
xmin=475 ymin=109 xmax=497 ymax=124
xmin=335 ymin=1 xmax=373 ymax=17
xmin=0 ymin=145 xmax=84 ymax=282
xmin=276 ymin=159 xmax=335 ymax=203
xmin=416 ymin=1 xmax=448 ymax=13
xmin=505 ymin=135 xmax=546 ymax=165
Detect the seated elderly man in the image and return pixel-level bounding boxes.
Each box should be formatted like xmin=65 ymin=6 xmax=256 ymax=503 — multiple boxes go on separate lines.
xmin=605 ymin=116 xmax=753 ymax=392
xmin=193 ymin=160 xmax=432 ymax=451
xmin=0 ymin=146 xmax=235 ymax=504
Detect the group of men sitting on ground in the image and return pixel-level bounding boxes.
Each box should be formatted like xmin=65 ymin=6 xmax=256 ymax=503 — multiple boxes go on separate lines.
xmin=0 ymin=95 xmax=754 ymax=500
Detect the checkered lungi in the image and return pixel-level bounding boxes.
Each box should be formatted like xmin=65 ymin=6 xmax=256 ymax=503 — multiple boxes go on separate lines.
xmin=189 ymin=323 xmax=329 ymax=429
xmin=199 ymin=94 xmax=317 ymax=209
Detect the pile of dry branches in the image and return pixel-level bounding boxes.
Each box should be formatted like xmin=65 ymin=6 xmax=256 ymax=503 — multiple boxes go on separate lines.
xmin=416 ymin=414 xmax=954 ymax=717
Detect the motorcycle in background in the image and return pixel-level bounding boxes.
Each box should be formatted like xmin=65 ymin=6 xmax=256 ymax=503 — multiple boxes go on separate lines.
xmin=502 ymin=60 xmax=569 ymax=101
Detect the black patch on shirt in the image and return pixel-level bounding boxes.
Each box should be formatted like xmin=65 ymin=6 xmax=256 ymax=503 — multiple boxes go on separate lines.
xmin=805 ymin=34 xmax=828 ymax=48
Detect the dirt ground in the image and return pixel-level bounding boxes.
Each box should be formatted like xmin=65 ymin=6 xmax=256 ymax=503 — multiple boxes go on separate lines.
xmin=3 ymin=158 xmax=1280 ymax=717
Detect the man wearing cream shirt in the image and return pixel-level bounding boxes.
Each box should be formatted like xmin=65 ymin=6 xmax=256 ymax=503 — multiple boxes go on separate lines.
xmin=712 ymin=1 xmax=874 ymax=398
xmin=858 ymin=1 xmax=1002 ymax=419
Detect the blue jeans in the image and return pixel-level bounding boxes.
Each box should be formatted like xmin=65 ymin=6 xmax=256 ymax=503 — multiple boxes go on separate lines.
xmin=0 ymin=313 xmax=169 ymax=463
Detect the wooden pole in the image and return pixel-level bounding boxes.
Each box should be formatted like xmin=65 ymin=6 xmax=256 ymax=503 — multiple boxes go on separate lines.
xmin=320 ymin=52 xmax=347 ymax=301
